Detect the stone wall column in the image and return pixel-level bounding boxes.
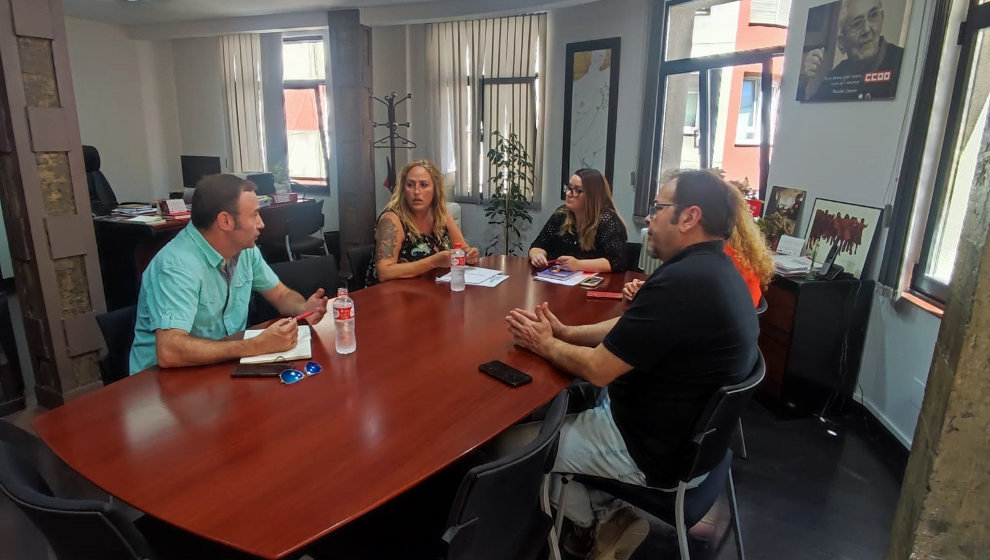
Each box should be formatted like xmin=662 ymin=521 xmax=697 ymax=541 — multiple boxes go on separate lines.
xmin=0 ymin=0 xmax=107 ymax=407
xmin=888 ymin=100 xmax=990 ymax=558
xmin=327 ymin=9 xmax=376 ymax=266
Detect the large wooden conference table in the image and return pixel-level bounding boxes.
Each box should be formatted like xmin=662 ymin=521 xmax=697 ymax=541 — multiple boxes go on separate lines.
xmin=34 ymin=255 xmax=642 ymax=559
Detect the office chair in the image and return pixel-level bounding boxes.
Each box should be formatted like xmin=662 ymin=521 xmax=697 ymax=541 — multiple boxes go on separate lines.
xmin=736 ymin=296 xmax=768 ymax=459
xmin=625 ymin=242 xmax=644 ymax=273
xmin=345 ymin=244 xmax=375 ymax=291
xmin=556 ymin=351 xmax=765 ymax=560
xmin=84 ymin=145 xmax=119 ymax=216
xmin=0 ymin=440 xmax=290 ymax=560
xmin=249 ymin=254 xmax=339 ymax=324
xmin=95 ymin=305 xmax=137 ymax=385
xmin=442 ymin=390 xmax=568 ymax=560
xmin=258 ymin=200 xmax=329 ymax=262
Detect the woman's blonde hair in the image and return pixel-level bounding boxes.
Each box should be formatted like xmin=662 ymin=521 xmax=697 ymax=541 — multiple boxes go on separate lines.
xmin=561 ymin=168 xmax=624 ymax=251
xmin=727 ymin=187 xmax=775 ymax=290
xmin=385 ymin=159 xmax=449 ymax=238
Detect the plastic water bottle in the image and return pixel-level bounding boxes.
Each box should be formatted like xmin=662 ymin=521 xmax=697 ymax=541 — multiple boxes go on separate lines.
xmin=450 ymin=243 xmax=466 ymax=292
xmin=333 ymin=287 xmax=356 ymax=354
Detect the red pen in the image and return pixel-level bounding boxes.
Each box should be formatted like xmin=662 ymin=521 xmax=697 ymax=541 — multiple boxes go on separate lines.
xmin=293 ymin=311 xmax=314 ymax=322
xmin=545 ymin=259 xmax=558 ymax=267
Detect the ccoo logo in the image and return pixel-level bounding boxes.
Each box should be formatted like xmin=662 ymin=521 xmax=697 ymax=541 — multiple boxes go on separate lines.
xmin=864 ymin=71 xmax=892 ymax=83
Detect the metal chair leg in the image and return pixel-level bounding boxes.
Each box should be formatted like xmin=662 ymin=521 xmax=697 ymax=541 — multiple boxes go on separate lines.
xmin=674 ymin=483 xmax=691 ymax=560
xmin=542 ymin=474 xmax=563 ymax=560
xmin=737 ymin=418 xmax=748 ymax=460
xmin=726 ymin=470 xmax=746 ymax=560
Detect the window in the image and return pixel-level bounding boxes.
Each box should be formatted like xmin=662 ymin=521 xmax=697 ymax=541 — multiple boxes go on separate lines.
xmin=736 ymin=74 xmax=780 ymax=144
xmin=282 ymin=37 xmax=330 ymax=191
xmin=635 ymin=0 xmax=788 ymax=216
xmin=903 ymin=2 xmax=990 ymax=302
xmin=426 ymin=14 xmax=547 ymax=202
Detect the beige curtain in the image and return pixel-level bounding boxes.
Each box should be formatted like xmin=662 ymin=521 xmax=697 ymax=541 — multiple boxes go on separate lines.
xmin=426 ymin=14 xmax=546 ymax=201
xmin=221 ymin=34 xmax=267 ymax=172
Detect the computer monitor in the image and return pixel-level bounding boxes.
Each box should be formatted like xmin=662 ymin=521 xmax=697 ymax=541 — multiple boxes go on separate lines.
xmin=180 ymin=155 xmax=222 ymax=189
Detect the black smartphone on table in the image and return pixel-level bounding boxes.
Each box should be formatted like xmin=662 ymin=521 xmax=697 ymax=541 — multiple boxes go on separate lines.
xmin=479 ymin=361 xmax=533 ymax=387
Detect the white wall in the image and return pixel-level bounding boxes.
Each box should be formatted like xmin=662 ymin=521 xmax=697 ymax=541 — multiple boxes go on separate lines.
xmin=65 ymin=17 xmax=181 ymax=201
xmin=371 ymin=25 xmax=411 ymax=215
xmin=171 ymin=37 xmax=229 ymax=167
xmin=770 ymin=0 xmax=942 ymax=447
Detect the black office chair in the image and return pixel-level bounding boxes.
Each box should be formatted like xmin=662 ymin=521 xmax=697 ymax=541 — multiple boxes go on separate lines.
xmin=95 ymin=305 xmax=137 ymax=385
xmin=442 ymin=390 xmax=568 ymax=560
xmin=557 ymin=351 xmax=765 ymax=560
xmin=625 ymin=242 xmax=644 ymax=273
xmin=258 ymin=200 xmax=329 ymax=262
xmin=755 ymin=296 xmax=768 ymax=316
xmin=249 ymin=254 xmax=339 ymax=325
xmin=346 ymin=244 xmax=375 ymax=291
xmin=736 ymin=296 xmax=768 ymax=459
xmin=84 ymin=145 xmax=119 ymax=216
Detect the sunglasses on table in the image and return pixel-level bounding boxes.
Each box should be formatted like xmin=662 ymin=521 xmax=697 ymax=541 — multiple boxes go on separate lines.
xmin=279 ymin=361 xmax=323 ymax=385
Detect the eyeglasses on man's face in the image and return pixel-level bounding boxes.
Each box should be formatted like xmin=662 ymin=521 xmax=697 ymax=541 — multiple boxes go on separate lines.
xmin=564 ymin=185 xmax=584 ymax=197
xmin=650 ymin=202 xmax=675 ymax=216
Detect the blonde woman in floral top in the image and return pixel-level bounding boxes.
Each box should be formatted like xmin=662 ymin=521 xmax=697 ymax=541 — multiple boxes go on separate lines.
xmin=367 ymin=160 xmax=478 ymax=286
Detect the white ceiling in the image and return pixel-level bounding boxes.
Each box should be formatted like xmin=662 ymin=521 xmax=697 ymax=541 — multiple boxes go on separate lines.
xmin=61 ymin=0 xmax=565 ymax=26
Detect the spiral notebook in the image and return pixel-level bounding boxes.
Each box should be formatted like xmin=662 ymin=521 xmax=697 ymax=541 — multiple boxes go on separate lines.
xmin=239 ymin=326 xmax=312 ymax=364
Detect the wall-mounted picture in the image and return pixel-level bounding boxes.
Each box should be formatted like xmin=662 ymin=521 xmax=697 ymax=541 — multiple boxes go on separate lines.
xmin=796 ymin=0 xmax=911 ymax=102
xmin=561 ymin=37 xmax=620 ymax=199
xmin=803 ymin=198 xmax=884 ymax=278
xmin=763 ymin=186 xmax=807 ymax=236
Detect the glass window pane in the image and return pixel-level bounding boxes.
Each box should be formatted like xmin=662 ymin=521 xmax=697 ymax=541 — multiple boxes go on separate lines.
xmin=284 ymin=88 xmax=326 ymax=181
xmin=659 ymin=72 xmax=703 ymax=176
xmin=282 ymin=41 xmax=325 ymax=81
xmin=666 ymin=0 xmax=788 ymax=60
xmin=925 ymin=30 xmax=990 ymax=285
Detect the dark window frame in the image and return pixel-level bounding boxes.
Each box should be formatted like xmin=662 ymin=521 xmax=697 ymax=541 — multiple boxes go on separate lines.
xmin=282 ymin=36 xmax=332 ymax=195
xmin=634 ymin=0 xmax=784 ymax=219
xmin=879 ymin=0 xmax=989 ymax=304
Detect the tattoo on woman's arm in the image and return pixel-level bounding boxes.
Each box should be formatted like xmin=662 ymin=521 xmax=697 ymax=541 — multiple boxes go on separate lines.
xmin=376 ymin=219 xmax=399 ymax=263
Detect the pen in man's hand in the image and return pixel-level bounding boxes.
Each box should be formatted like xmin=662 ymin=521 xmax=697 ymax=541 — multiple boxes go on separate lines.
xmin=293 ymin=311 xmax=314 ymax=322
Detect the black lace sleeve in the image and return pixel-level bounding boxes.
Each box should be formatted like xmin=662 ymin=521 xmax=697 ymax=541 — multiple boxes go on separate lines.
xmin=596 ymin=209 xmax=629 ymax=272
xmin=530 ymin=208 xmax=566 ymax=253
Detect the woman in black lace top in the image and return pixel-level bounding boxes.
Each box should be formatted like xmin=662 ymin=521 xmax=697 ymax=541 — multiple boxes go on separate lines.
xmin=529 ymin=168 xmax=628 ymax=272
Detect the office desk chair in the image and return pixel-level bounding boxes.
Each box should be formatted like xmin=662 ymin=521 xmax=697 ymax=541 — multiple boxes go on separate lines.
xmin=84 ymin=145 xmax=119 ymax=216
xmin=0 ymin=440 xmax=278 ymax=560
xmin=96 ymin=305 xmax=137 ymax=385
xmin=625 ymin=242 xmax=644 ymax=273
xmin=249 ymin=255 xmax=339 ymax=324
xmin=258 ymin=200 xmax=329 ymax=262
xmin=345 ymin=244 xmax=374 ymax=291
xmin=736 ymin=296 xmax=768 ymax=459
xmin=556 ymin=352 xmax=765 ymax=560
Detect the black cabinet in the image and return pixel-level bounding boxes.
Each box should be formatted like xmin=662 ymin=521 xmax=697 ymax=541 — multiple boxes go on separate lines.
xmin=0 ymin=294 xmax=24 ymax=416
xmin=758 ymin=276 xmax=874 ymax=412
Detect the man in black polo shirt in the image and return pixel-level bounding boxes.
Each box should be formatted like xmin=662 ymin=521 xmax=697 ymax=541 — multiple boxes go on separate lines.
xmin=506 ymin=170 xmax=758 ymax=559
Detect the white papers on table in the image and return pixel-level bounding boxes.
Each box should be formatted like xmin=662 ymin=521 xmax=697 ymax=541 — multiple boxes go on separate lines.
xmin=240 ymin=325 xmax=312 ymax=364
xmin=772 ymin=254 xmax=813 ymax=275
xmin=435 ymin=266 xmax=510 ymax=287
xmin=533 ymin=271 xmax=595 ymax=286
xmin=775 ymin=235 xmax=805 ymax=256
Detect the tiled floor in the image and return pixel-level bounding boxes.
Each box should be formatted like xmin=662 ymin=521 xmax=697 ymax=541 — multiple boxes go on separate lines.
xmin=1 ymin=399 xmax=905 ymax=560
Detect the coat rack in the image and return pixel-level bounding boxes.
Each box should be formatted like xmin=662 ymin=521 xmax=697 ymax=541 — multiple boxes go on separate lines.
xmin=372 ymin=92 xmax=415 ymax=191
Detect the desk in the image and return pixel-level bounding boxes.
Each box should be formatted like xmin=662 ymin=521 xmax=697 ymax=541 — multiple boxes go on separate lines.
xmin=35 ymin=256 xmax=640 ymax=559
xmin=96 ymin=199 xmax=321 ymax=311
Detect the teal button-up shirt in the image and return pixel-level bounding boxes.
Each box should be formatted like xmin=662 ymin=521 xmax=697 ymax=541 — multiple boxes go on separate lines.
xmin=129 ymin=224 xmax=280 ymax=374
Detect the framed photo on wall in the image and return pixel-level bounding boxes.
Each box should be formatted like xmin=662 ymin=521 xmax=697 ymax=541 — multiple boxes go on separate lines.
xmin=795 ymin=0 xmax=911 ymax=102
xmin=561 ymin=37 xmax=620 ymax=199
xmin=803 ymin=198 xmax=884 ymax=278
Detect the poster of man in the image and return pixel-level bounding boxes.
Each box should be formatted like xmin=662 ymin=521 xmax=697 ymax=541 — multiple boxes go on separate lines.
xmin=796 ymin=0 xmax=911 ymax=102
xmin=803 ymin=198 xmax=883 ymax=278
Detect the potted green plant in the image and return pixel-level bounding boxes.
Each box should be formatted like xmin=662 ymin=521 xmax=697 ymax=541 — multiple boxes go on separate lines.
xmin=484 ymin=131 xmax=535 ymax=255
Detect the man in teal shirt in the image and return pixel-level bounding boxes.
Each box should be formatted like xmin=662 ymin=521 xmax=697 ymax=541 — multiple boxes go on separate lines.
xmin=129 ymin=174 xmax=328 ymax=374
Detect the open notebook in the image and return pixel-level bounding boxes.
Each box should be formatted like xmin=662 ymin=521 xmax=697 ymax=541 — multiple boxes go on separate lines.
xmin=239 ymin=325 xmax=312 ymax=364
